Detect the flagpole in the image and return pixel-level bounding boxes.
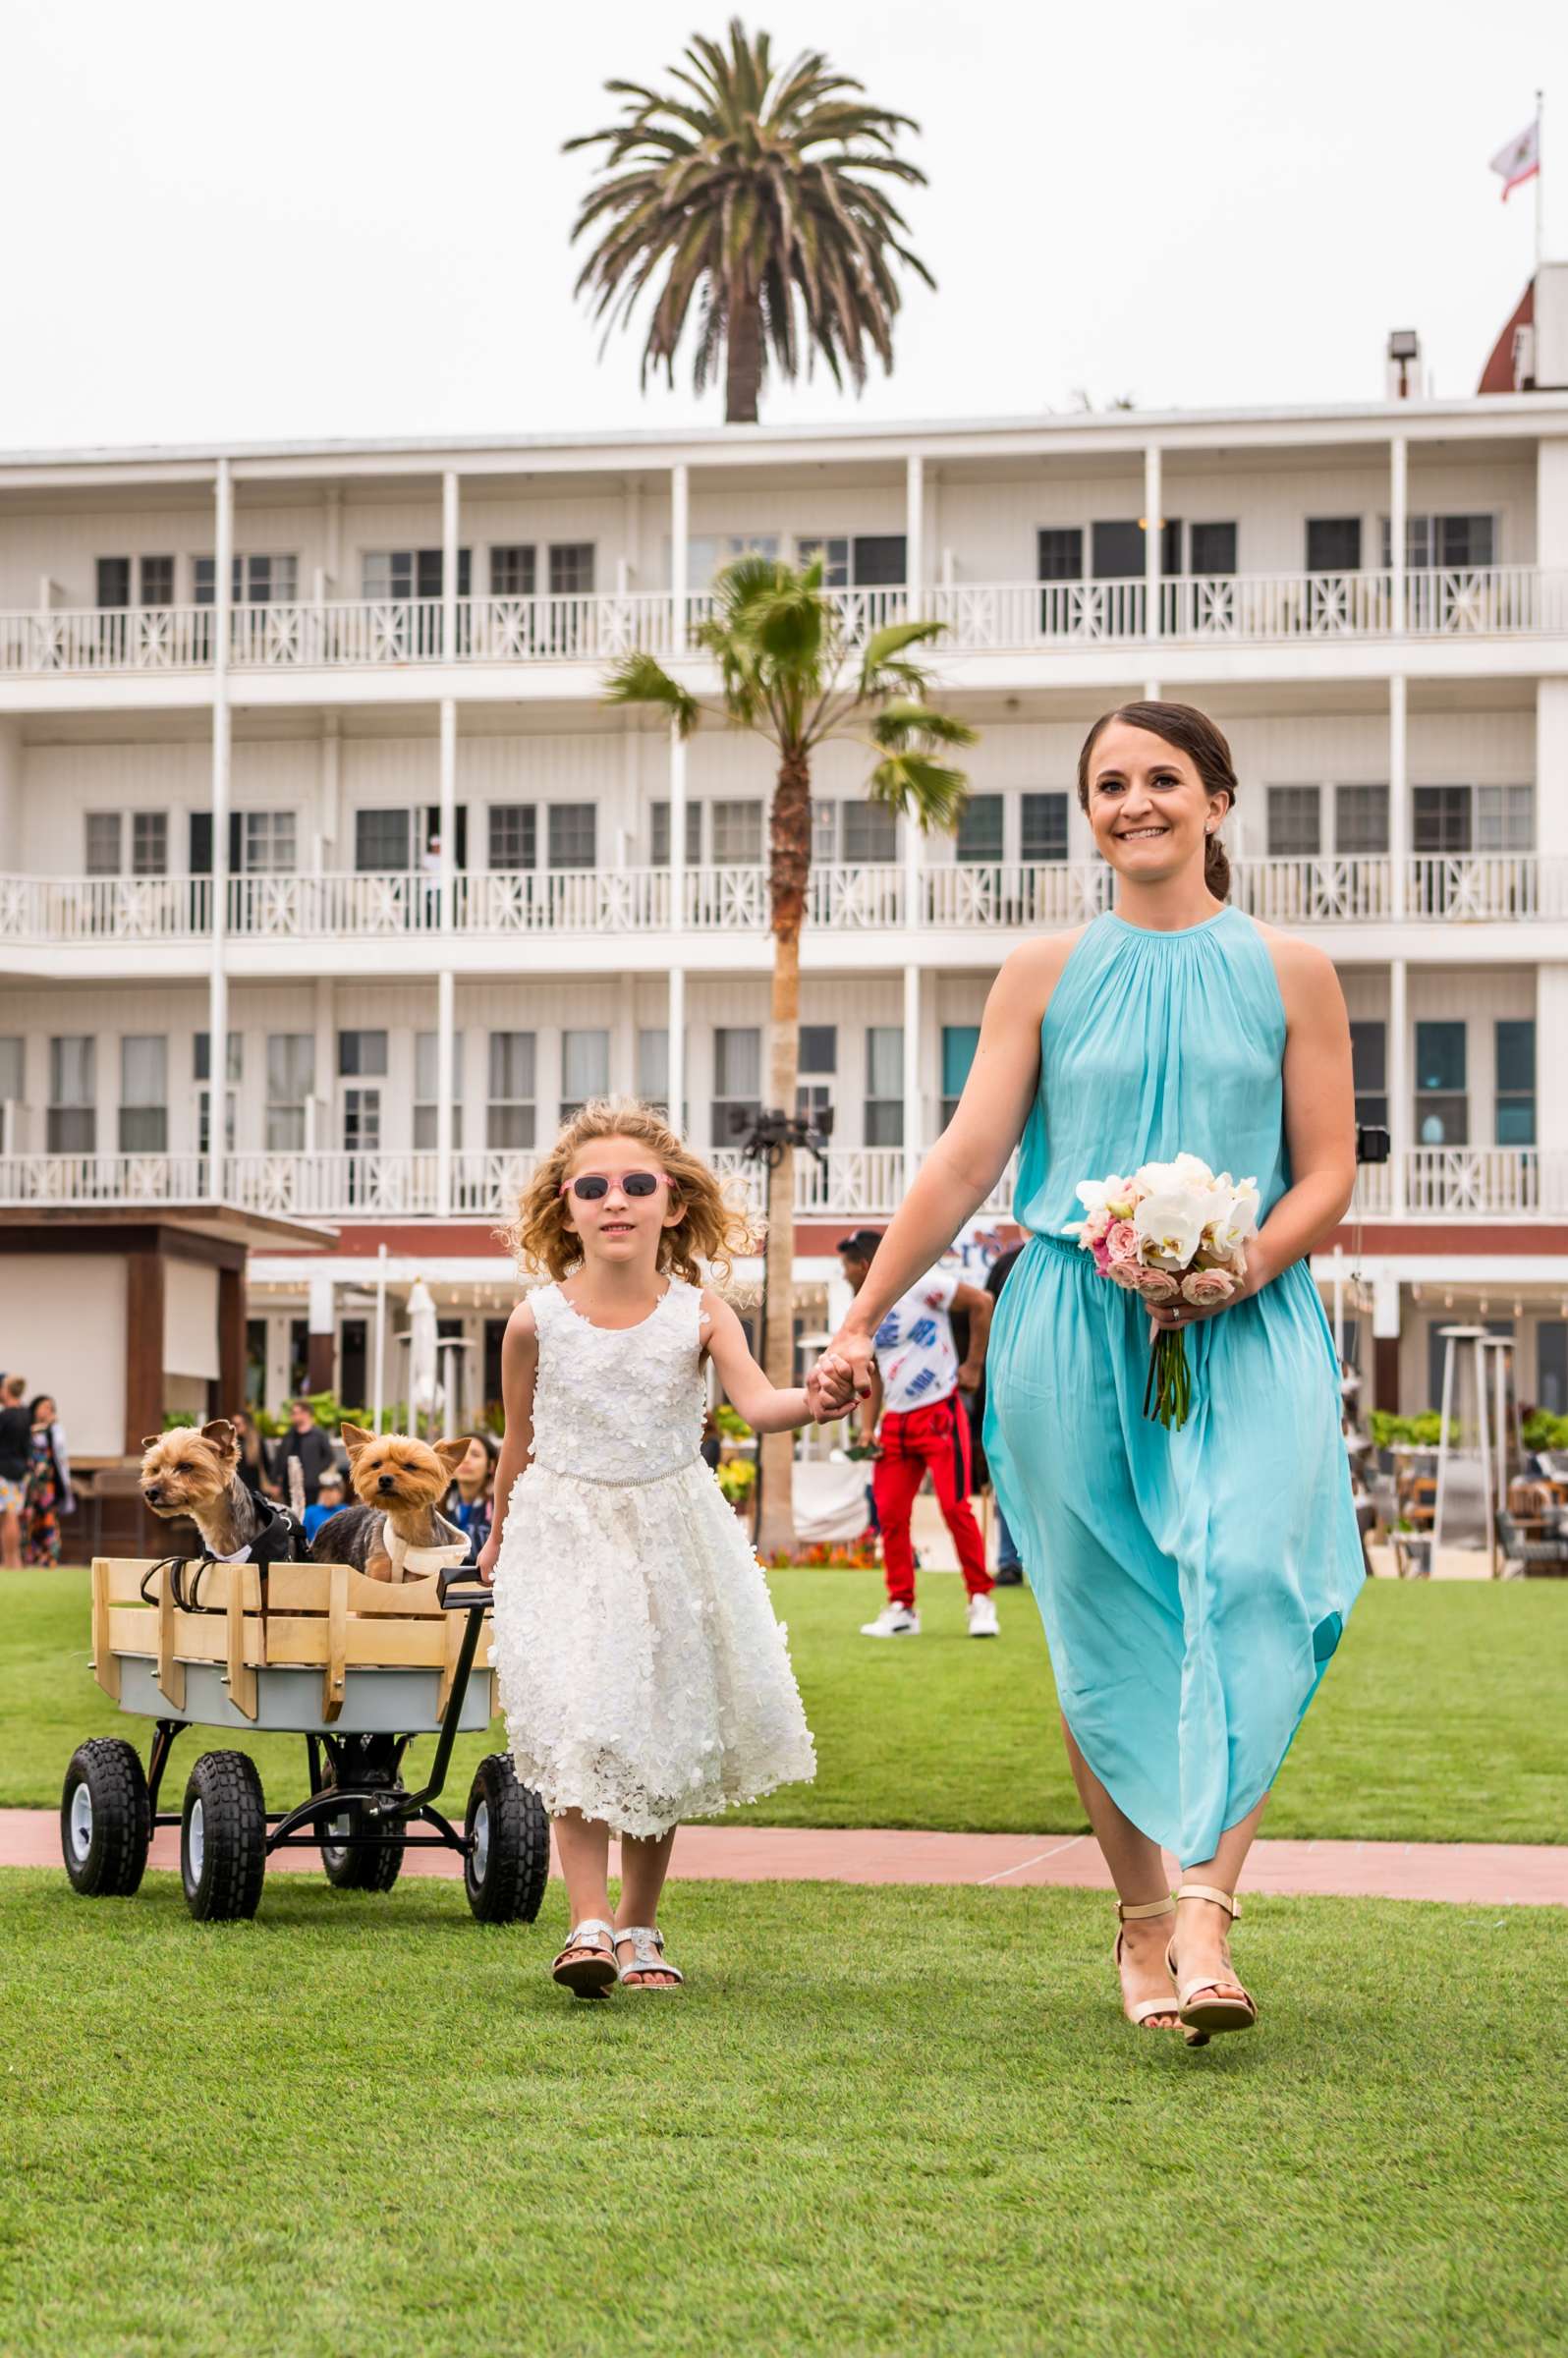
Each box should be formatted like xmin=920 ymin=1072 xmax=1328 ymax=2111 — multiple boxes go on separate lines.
xmin=1537 ymin=88 xmax=1544 ymax=272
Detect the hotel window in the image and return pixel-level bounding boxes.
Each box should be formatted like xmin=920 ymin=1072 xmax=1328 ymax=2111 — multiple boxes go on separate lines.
xmin=1037 ymin=528 xmax=1085 ymax=582
xmin=48 ymin=1037 xmax=96 ymax=1153
xmin=1306 ymin=518 xmax=1363 ymax=572
xmin=1477 ymin=784 xmax=1534 ymax=852
xmin=355 ymin=809 xmax=413 ymax=872
xmin=487 ymin=1032 xmax=535 ymax=1150
xmin=1187 ymin=522 xmax=1238 ymax=575
xmin=710 ymin=800 xmax=762 ymax=866
xmin=637 ymin=1028 xmax=669 ymax=1117
xmin=1021 ymin=793 xmax=1069 ymax=863
xmin=1539 ymin=1323 xmax=1568 ymax=1418
xmin=488 ymin=545 xmax=536 ymax=597
xmin=194 ymin=1032 xmax=241 ymax=1157
xmin=842 ymin=800 xmax=898 ymax=863
xmin=941 ymin=1025 xmax=980 ymax=1127
xmin=560 ymin=1029 xmax=609 ymax=1121
xmin=547 ymin=804 xmax=596 ymax=870
xmin=1494 ymin=1020 xmax=1536 ymax=1148
xmin=117 ymin=1037 xmax=167 ymax=1154
xmin=488 ymin=804 xmax=537 ymax=871
xmin=548 ymin=543 xmax=595 ymax=596
xmin=688 ymin=535 xmax=780 ymax=588
xmin=361 ymin=550 xmax=472 ymax=600
xmin=798 ymin=534 xmax=906 ymax=587
xmin=1413 ymin=786 xmax=1471 ymax=855
xmin=338 ymin=1031 xmax=387 ymax=1080
xmin=1349 ymin=1023 xmax=1387 ymax=1130
xmin=956 ymin=794 xmax=1005 ymax=864
xmin=1266 ymin=786 xmax=1321 ymax=859
xmin=130 ymin=811 xmax=168 ymax=874
xmin=1335 ymin=784 xmax=1390 ymax=856
xmin=651 ymin=801 xmax=703 ymax=867
xmin=84 ymin=813 xmax=123 ymax=875
xmin=711 ymin=1027 xmax=761 ymax=1146
xmin=240 ymin=812 xmax=296 ymax=874
xmin=1379 ymin=514 xmax=1496 ymax=569
xmin=1414 ymin=1021 xmax=1467 ymax=1147
xmin=797 ymin=1026 xmax=836 ymax=1128
xmin=195 ymin=554 xmax=300 ymax=604
xmin=265 ymin=1035 xmax=312 ymax=1151
xmin=0 ymin=1039 xmax=23 ymax=1122
xmin=96 ymin=555 xmax=175 ymax=606
xmin=414 ymin=1031 xmax=464 ymax=1151
xmin=865 ymin=1027 xmax=905 ymax=1148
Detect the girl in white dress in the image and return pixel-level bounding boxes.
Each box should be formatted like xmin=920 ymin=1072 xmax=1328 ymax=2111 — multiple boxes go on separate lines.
xmin=478 ymin=1100 xmax=849 ymax=1996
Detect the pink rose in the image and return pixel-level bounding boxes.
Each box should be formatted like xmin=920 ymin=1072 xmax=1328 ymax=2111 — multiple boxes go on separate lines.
xmin=1110 ymin=1261 xmax=1180 ymax=1302
xmin=1104 ymin=1219 xmax=1140 ymax=1265
xmin=1181 ymin=1266 xmax=1238 ymax=1308
xmin=1091 ymin=1238 xmax=1113 ymax=1276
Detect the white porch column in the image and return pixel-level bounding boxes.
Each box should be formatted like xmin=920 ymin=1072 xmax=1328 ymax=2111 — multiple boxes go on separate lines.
xmin=323 ymin=486 xmax=342 ymax=591
xmin=435 ymin=968 xmax=455 ymax=1218
xmin=442 ymin=469 xmax=460 ymax=657
xmin=317 ymin=717 xmax=339 ymax=874
xmin=670 ymin=463 xmax=690 ymax=649
xmin=208 ymin=457 xmax=234 ymax=1203
xmin=1388 ymin=673 xmax=1408 ymax=921
xmin=438 ymin=697 xmax=457 ymax=929
xmin=310 ymin=977 xmax=334 ymax=1165
xmin=1388 ymin=955 xmax=1409 ymax=1216
xmin=1538 ymin=967 xmax=1568 ymax=1213
xmin=667 ymin=965 xmax=687 ymax=1138
xmin=1389 ymin=432 xmax=1408 ymax=635
xmin=668 ymin=721 xmax=688 ymax=934
xmin=905 ymin=452 xmax=924 ymax=597
xmin=1144 ymin=443 xmax=1162 ymax=642
xmin=903 ymin=963 xmax=922 ymax=1196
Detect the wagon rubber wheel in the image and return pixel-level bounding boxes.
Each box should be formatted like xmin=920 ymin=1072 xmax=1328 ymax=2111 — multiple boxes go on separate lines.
xmin=181 ymin=1752 xmax=266 ymax=1922
xmin=61 ymin=1738 xmax=151 ymax=1896
xmin=321 ymin=1801 xmax=406 ymax=1892
xmin=464 ymin=1755 xmax=549 ymax=1924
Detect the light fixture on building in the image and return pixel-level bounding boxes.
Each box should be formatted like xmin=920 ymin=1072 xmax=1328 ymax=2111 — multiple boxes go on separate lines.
xmin=1480 ymin=1297 xmax=1489 ymax=1316
xmin=1513 ymin=1301 xmax=1523 ymax=1318
xmin=1443 ymin=1292 xmax=1453 ymax=1309
xmin=1412 ymin=1283 xmax=1423 ymax=1303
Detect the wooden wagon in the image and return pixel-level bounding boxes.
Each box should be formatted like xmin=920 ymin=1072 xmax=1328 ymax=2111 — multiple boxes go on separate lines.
xmin=61 ymin=1555 xmax=549 ymax=1925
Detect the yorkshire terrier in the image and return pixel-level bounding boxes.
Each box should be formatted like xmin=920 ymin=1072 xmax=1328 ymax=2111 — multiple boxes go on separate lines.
xmin=139 ymin=1421 xmax=308 ymax=1565
xmin=309 ymin=1425 xmax=474 ymax=1583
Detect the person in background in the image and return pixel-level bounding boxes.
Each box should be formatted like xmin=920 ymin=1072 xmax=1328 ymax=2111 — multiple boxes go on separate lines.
xmin=302 ymin=1466 xmax=347 ymax=1545
xmin=700 ymin=1410 xmax=723 ymax=1473
xmin=230 ymin=1408 xmax=270 ymax=1499
xmin=24 ymin=1395 xmax=73 ymax=1566
xmin=836 ymin=1229 xmax=998 ymax=1640
xmin=970 ymin=1242 xmax=1026 ymax=1585
xmin=0 ymin=1374 xmax=30 ymax=1570
xmin=443 ymin=1432 xmax=498 ymax=1562
xmin=273 ymin=1397 xmax=335 ymax=1508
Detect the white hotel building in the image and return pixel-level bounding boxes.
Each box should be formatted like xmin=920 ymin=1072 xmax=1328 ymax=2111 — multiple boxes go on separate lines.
xmin=4 ymin=277 xmax=1568 ymax=1456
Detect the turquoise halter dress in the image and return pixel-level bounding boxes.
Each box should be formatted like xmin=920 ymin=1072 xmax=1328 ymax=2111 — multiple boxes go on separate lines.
xmin=983 ymin=905 xmax=1364 ymax=1868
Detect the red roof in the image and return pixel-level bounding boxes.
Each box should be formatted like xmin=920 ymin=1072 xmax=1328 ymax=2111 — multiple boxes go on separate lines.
xmin=1479 ymin=278 xmax=1534 ymax=393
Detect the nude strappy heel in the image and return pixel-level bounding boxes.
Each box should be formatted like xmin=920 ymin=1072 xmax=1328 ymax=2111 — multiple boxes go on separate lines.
xmin=1113 ymin=1896 xmax=1183 ymax=2034
xmin=1165 ymin=1883 xmax=1258 ymax=2036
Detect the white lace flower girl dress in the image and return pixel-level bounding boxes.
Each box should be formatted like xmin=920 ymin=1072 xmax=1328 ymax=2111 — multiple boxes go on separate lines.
xmin=489 ymin=1276 xmax=815 ymax=1838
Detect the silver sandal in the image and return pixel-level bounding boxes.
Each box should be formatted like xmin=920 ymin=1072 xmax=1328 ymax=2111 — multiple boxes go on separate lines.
xmin=615 ymin=1924 xmax=685 ymax=1990
xmin=551 ymin=1917 xmax=619 ymax=1997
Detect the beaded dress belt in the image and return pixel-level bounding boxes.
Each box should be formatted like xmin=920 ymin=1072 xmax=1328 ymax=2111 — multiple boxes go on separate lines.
xmin=533 ymin=1456 xmax=699 ymax=1490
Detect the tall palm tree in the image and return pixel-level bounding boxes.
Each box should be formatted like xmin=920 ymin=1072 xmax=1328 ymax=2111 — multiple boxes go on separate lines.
xmin=605 ymin=556 xmax=976 ymax=1556
xmin=565 ymin=20 xmax=933 ymax=423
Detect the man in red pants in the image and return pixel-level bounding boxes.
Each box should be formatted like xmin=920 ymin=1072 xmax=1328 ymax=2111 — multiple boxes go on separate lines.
xmin=837 ymin=1229 xmax=999 ymax=1639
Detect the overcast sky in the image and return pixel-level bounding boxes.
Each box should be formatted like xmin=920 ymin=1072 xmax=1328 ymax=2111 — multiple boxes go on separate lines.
xmin=4 ymin=0 xmax=1557 ymax=452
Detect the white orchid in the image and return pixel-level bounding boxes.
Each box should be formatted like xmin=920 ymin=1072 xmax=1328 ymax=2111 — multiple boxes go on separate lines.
xmin=1133 ymin=1187 xmax=1208 ymax=1269
xmin=1206 ymin=1174 xmax=1261 ymax=1261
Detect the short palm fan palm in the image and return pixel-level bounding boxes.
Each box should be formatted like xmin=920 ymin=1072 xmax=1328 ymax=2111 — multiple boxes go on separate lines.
xmin=566 ymin=19 xmax=933 ymax=422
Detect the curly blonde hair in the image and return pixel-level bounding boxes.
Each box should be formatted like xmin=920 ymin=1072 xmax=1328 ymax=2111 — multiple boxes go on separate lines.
xmin=497 ymin=1099 xmax=758 ymax=1284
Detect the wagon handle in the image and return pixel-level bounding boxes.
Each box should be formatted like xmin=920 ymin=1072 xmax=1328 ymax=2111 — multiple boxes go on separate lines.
xmin=404 ymin=1582 xmax=490 ymax=1811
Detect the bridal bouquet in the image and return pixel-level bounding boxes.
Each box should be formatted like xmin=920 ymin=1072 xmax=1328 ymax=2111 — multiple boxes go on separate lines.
xmin=1062 ymin=1154 xmax=1260 ymax=1430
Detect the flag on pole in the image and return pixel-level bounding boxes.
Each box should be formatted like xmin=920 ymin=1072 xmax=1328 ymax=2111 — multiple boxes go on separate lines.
xmin=1489 ymin=119 xmax=1540 ymax=201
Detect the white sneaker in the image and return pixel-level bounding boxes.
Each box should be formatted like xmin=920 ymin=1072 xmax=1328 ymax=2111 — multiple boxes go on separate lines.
xmin=861 ymin=1602 xmax=921 ymax=1638
xmin=967 ymin=1594 xmax=1000 ymax=1639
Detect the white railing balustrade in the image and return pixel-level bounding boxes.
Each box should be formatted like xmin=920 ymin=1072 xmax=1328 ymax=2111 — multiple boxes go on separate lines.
xmin=712 ymin=1147 xmax=911 ymax=1218
xmin=452 ymin=1150 xmax=540 ymax=1216
xmin=684 ymin=866 xmax=769 ymax=930
xmin=1349 ymin=1162 xmax=1394 ymax=1218
xmin=924 ymin=861 xmax=1109 ymax=929
xmin=225 ymin=1152 xmax=442 ymax=1217
xmin=228 ymin=871 xmax=450 ymax=936
xmin=1404 ymin=567 xmax=1568 ymax=638
xmin=455 ymin=869 xmax=672 ymax=935
xmin=1402 ymin=1147 xmax=1568 ymax=1217
xmin=808 ymin=864 xmax=906 ymax=929
xmin=1406 ymin=855 xmax=1555 ymax=923
xmin=1231 ymin=857 xmax=1393 ymax=924
xmin=0 ymin=1152 xmax=207 ymax=1205
xmin=0 ymin=874 xmax=211 ymax=941
xmin=0 ymin=606 xmax=212 ymax=675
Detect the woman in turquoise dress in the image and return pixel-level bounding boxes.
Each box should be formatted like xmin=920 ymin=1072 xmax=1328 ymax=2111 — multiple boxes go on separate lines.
xmin=822 ymin=702 xmax=1363 ymax=2043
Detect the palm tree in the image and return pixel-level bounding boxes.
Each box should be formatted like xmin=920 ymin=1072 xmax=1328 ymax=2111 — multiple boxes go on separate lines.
xmin=604 ymin=556 xmax=976 ymax=1556
xmin=565 ymin=20 xmax=933 ymax=423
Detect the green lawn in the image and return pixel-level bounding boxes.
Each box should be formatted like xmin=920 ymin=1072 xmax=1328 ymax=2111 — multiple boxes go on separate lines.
xmin=0 ymin=1872 xmax=1562 ymax=2358
xmin=3 ymin=1568 xmax=1564 ymax=1842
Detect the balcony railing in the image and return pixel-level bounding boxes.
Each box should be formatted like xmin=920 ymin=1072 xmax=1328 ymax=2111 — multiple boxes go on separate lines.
xmin=5 ymin=568 xmax=1567 ymax=680
xmin=3 ymin=1146 xmax=1565 ymax=1221
xmin=5 ymin=855 xmax=1568 ymax=947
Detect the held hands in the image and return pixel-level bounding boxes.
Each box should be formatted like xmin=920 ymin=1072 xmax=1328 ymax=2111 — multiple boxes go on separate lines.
xmin=805 ymin=1356 xmax=859 ymax=1425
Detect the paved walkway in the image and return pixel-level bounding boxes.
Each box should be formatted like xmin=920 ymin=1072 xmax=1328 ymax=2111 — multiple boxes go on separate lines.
xmin=8 ymin=1811 xmax=1562 ymax=1906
